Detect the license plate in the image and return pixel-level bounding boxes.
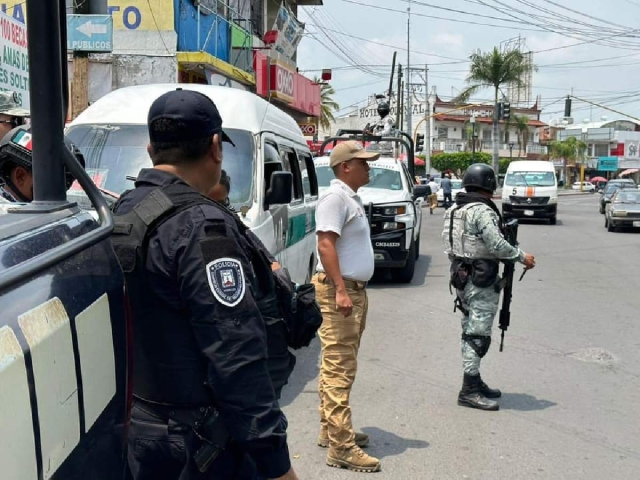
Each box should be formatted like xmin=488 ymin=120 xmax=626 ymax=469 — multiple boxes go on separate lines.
xmin=524 ymin=210 xmax=534 ymax=216
xmin=633 ymin=221 xmax=640 ymax=227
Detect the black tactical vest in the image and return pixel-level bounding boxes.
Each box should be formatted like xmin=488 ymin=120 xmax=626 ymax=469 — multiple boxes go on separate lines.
xmin=110 ymin=183 xmax=295 ymax=405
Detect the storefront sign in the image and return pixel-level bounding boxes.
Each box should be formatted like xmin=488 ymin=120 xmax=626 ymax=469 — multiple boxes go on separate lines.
xmin=0 ymin=11 xmax=29 ymax=109
xmin=107 ymin=0 xmax=174 ymax=31
xmin=299 ymin=123 xmax=316 ymax=135
xmin=624 ymin=140 xmax=640 ymax=159
xmin=597 ymin=156 xmax=619 ymax=171
xmin=271 ymin=61 xmax=295 ymax=103
xmin=206 ymin=71 xmax=249 ymax=91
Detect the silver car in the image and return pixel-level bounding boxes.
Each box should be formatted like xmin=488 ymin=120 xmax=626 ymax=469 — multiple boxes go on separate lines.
xmin=605 ymin=189 xmax=640 ymax=232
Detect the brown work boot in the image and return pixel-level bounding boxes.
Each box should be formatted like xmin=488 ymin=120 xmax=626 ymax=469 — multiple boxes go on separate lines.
xmin=326 ymin=445 xmax=381 ymax=472
xmin=317 ymin=430 xmax=369 ymax=448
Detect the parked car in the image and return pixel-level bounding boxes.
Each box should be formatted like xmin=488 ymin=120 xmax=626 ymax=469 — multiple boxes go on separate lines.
xmin=599 ymin=183 xmax=635 ymax=214
xmin=571 ymin=181 xmax=595 ymax=192
xmin=604 ymin=189 xmax=640 ymax=232
xmin=437 ymin=179 xmax=465 ymax=206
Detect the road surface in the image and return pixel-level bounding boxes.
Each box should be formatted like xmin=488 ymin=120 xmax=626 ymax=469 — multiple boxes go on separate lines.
xmin=280 ymin=195 xmax=640 ymax=479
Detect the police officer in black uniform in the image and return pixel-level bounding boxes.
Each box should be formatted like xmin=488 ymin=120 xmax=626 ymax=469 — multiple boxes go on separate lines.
xmin=111 ymin=89 xmax=298 ymax=480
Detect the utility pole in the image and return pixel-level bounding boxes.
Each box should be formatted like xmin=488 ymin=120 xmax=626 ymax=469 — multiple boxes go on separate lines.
xmin=405 ymin=6 xmax=412 ymax=138
xmin=424 ymin=63 xmax=430 ymax=174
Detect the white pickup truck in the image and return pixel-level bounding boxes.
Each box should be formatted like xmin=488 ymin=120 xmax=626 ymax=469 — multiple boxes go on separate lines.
xmin=315 ymin=157 xmax=426 ymax=282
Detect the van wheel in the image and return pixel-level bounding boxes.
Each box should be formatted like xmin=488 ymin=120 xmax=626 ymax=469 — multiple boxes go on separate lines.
xmin=549 ymin=216 xmax=557 ymax=225
xmin=392 ymin=241 xmax=416 ymax=283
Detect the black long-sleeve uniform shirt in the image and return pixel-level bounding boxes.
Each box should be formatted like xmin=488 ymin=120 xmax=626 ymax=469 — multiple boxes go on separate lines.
xmin=114 ymin=168 xmax=290 ymax=478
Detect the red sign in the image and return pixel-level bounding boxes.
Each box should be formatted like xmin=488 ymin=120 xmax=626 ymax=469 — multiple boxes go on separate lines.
xmin=299 ymin=123 xmax=316 ymax=135
xmin=271 ymin=61 xmax=295 ymax=102
xmin=254 ymin=52 xmax=321 ymax=118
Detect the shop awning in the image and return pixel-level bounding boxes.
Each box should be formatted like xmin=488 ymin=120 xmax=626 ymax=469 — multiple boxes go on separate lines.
xmin=619 ymin=168 xmax=639 ymax=176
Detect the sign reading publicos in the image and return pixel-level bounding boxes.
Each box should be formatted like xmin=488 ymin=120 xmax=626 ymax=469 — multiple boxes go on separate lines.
xmin=0 ymin=11 xmax=29 ymax=109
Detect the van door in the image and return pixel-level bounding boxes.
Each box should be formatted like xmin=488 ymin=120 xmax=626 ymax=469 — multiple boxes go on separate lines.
xmin=298 ymin=151 xmax=319 ymax=281
xmin=279 ymin=145 xmax=308 ymax=284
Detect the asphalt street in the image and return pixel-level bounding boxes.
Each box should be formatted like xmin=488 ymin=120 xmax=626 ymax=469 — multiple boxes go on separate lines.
xmin=280 ymin=194 xmax=640 ymax=480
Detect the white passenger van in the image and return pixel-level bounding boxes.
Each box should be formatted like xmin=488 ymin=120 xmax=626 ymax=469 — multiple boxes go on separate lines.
xmin=501 ymin=160 xmax=558 ymax=225
xmin=66 ymin=84 xmax=319 ymax=284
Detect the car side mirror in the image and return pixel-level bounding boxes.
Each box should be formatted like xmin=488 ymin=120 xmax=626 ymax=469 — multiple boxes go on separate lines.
xmin=413 ymin=185 xmax=431 ymax=199
xmin=265 ymin=171 xmax=293 ymax=209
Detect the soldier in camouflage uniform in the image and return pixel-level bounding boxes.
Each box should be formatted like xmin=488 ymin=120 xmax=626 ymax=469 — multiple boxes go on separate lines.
xmin=368 ymin=102 xmax=395 ymax=154
xmin=442 ymin=163 xmax=535 ymax=411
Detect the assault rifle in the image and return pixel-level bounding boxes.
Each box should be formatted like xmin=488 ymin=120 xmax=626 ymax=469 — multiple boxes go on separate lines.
xmin=498 ymin=219 xmax=525 ymax=352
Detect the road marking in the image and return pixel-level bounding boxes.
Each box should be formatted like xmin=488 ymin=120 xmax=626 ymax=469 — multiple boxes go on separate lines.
xmin=19 ymin=298 xmax=80 ymax=480
xmin=75 ymin=293 xmax=116 ymax=431
xmin=0 ymin=325 xmax=38 ymax=480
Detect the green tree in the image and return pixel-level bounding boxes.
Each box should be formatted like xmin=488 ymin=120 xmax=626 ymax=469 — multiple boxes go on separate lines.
xmin=431 ymin=151 xmax=492 ymax=176
xmin=549 ymin=137 xmax=587 ymax=186
xmin=513 ymin=114 xmax=530 ymax=159
xmin=453 ymin=47 xmax=535 ymax=172
xmin=314 ymin=77 xmax=339 ymax=131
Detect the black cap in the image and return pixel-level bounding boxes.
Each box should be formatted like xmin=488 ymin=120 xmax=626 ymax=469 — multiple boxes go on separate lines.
xmin=147 ymin=88 xmax=234 ymax=146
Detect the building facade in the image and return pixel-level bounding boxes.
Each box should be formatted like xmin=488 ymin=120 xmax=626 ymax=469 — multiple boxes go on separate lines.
xmin=64 ymin=0 xmax=321 ymax=123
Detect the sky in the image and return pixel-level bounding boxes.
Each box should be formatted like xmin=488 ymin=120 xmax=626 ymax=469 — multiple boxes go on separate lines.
xmin=296 ymin=0 xmax=640 ymax=125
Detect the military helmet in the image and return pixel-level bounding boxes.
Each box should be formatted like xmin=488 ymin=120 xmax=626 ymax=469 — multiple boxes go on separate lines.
xmin=0 ymin=125 xmax=85 ymax=190
xmin=377 ymin=101 xmax=390 ymax=117
xmin=0 ymin=91 xmax=30 ymax=117
xmin=463 ymin=163 xmax=497 ymax=193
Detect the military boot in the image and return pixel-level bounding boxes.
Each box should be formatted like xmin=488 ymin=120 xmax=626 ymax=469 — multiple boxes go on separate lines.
xmin=327 ymin=445 xmax=381 ymax=473
xmin=317 ymin=429 xmax=369 ymax=448
xmin=458 ymin=373 xmax=499 ymax=411
xmin=478 ymin=374 xmax=502 ymax=398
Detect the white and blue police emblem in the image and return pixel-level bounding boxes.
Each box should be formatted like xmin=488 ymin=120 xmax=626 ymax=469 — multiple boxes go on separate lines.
xmin=206 ymin=257 xmax=245 ymax=307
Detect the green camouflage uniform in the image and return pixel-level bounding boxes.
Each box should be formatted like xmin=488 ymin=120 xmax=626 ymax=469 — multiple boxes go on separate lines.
xmin=443 ymin=203 xmax=526 ymax=375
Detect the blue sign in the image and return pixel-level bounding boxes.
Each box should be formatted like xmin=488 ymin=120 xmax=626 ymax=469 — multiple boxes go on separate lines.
xmin=597 ymin=156 xmax=619 ymax=171
xmin=67 ymin=15 xmax=113 ymax=52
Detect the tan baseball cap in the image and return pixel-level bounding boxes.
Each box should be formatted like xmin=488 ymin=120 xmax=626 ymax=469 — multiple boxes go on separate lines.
xmin=329 ymin=140 xmax=380 ymax=167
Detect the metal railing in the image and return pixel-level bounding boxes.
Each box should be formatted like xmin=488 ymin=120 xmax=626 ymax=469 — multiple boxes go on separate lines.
xmin=195 ymin=0 xmax=255 ymax=74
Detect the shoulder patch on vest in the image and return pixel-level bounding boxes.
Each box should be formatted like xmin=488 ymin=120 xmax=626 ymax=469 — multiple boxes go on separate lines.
xmin=206 ymin=257 xmax=246 ymax=307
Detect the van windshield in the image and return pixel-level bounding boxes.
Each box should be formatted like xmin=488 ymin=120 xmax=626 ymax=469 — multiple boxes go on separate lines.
xmin=505 ymin=171 xmax=555 ymax=187
xmin=65 ymin=124 xmax=255 ymax=208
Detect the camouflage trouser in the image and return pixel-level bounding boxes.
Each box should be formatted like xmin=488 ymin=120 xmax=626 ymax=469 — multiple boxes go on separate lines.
xmin=458 ymin=282 xmax=500 ymax=376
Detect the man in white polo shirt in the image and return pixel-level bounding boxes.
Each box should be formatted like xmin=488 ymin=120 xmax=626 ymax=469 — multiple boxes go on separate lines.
xmin=313 ymin=140 xmax=382 ymax=473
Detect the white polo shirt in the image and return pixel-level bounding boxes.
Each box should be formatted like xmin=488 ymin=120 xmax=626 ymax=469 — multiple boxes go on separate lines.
xmin=315 ymin=179 xmax=374 ymax=282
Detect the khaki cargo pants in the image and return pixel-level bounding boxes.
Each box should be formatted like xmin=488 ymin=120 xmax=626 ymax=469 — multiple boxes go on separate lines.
xmin=313 ymin=273 xmax=368 ymax=450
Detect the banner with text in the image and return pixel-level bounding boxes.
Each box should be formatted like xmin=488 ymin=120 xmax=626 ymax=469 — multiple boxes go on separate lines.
xmin=107 ymin=0 xmax=174 ymax=31
xmin=0 ymin=10 xmax=29 ymax=109
xmin=271 ymin=2 xmax=304 ymax=60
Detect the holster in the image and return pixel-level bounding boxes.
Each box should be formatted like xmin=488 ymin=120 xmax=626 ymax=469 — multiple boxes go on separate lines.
xmin=192 ymin=409 xmax=230 ymax=473
xmin=450 ymin=258 xmax=470 ymax=290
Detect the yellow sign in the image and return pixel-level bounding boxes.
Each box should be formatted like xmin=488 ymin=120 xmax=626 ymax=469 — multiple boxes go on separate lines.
xmin=107 ymin=0 xmax=174 ymax=30
xmin=0 ymin=1 xmax=27 ymax=24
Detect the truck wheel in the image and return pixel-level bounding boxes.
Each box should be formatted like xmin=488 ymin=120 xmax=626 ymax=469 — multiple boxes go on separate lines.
xmin=392 ymin=241 xmax=416 ymax=283
xmin=549 ymin=216 xmax=557 ymax=225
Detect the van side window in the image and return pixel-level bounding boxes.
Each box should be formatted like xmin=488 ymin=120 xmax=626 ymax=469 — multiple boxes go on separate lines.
xmin=280 ymin=148 xmax=303 ymax=201
xmin=264 ymin=142 xmax=282 ymax=199
xmin=299 ymin=152 xmax=318 ymax=197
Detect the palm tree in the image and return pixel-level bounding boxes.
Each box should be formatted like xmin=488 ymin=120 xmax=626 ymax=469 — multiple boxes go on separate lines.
xmin=453 ymin=47 xmax=534 ymax=172
xmin=314 ymin=77 xmax=339 ymax=132
xmin=513 ymin=114 xmax=530 ymax=159
xmin=549 ymin=137 xmax=587 ymax=186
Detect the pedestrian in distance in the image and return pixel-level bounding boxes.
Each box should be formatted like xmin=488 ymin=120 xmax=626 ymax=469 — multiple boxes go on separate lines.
xmin=427 ymin=176 xmax=439 ymax=214
xmin=443 ymin=163 xmax=535 ymax=411
xmin=313 ymin=140 xmax=382 ymax=473
xmin=110 ymin=88 xmax=298 ymax=480
xmin=441 ymin=173 xmax=453 ymax=209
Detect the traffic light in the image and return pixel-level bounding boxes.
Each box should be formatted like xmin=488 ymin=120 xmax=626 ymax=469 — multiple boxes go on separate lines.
xmin=416 ymin=133 xmax=424 ymax=152
xmin=502 ymin=102 xmax=511 ymax=120
xmin=564 ymin=96 xmax=572 ymax=117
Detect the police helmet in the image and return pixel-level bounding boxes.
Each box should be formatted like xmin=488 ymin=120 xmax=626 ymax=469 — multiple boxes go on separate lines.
xmin=463 ymin=163 xmax=497 ymax=193
xmin=0 ymin=125 xmax=86 ymax=190
xmin=377 ymin=101 xmax=390 ymax=117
